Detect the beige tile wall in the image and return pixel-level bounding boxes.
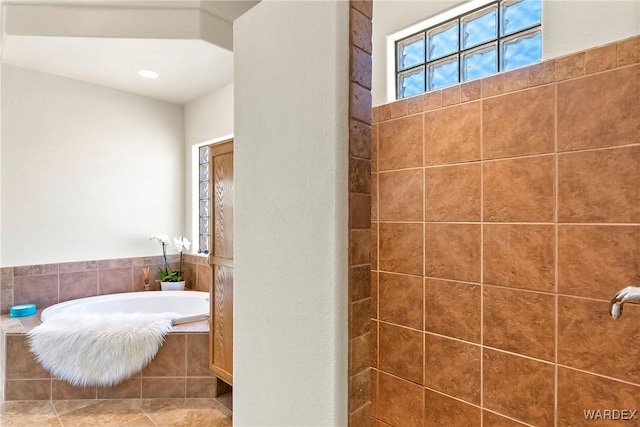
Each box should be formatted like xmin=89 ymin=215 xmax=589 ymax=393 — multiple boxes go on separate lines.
xmin=371 ymin=35 xmax=640 ymax=426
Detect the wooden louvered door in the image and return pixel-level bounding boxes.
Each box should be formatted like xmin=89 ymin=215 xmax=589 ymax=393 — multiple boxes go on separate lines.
xmin=209 ymin=140 xmax=233 ymax=385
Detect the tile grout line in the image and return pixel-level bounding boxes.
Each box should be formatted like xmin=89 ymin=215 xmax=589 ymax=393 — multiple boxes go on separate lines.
xmin=185 ymin=333 xmax=189 ymax=398
xmin=56 ymin=269 xmax=60 ymax=308
xmin=411 ymin=322 xmax=640 ymax=389
xmin=132 ymin=399 xmax=160 ymax=427
xmin=554 ymin=73 xmax=560 ymax=427
xmin=374 ymin=139 xmax=639 ymax=176
xmin=375 ymin=106 xmax=381 ymax=420
xmin=482 ymin=408 xmax=535 ymax=427
xmin=424 ymin=386 xmax=536 ymax=426
xmin=557 ymin=363 xmax=640 ymax=388
xmin=479 ymin=81 xmax=485 ymax=424
xmin=48 ymin=400 xmax=65 ymax=427
xmin=422 ymin=104 xmax=427 ymax=402
xmin=378 ymin=221 xmax=640 ymax=228
xmin=555 ymin=141 xmax=640 ymax=156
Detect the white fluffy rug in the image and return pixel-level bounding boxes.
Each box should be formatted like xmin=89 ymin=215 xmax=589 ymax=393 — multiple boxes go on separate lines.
xmin=28 ymin=312 xmax=177 ymax=387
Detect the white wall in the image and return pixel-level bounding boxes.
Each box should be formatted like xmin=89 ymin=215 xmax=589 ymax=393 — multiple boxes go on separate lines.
xmin=542 ymin=0 xmax=640 ymax=59
xmin=184 ymin=83 xmax=234 ymax=251
xmin=233 ymin=0 xmax=349 ymax=425
xmin=0 ymin=64 xmax=3 ymax=265
xmin=1 ymin=64 xmax=184 ymax=266
xmin=373 ymin=0 xmax=640 ymax=106
xmin=1 ymin=7 xmax=4 ymax=264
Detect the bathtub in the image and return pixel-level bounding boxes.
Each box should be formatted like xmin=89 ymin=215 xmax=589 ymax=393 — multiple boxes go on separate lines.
xmin=40 ymin=291 xmax=210 ymax=325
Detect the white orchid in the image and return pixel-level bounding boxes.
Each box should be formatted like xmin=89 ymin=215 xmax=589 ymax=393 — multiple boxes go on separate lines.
xmin=173 ymin=236 xmax=191 ymax=252
xmin=149 ymin=234 xmax=191 ymax=284
xmin=149 ymin=234 xmax=170 ymax=245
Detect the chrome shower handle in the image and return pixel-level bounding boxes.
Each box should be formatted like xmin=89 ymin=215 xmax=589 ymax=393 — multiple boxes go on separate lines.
xmin=609 ymin=286 xmax=640 ymax=319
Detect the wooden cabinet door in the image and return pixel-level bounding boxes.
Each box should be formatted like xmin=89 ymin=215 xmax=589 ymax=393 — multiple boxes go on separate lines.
xmin=209 ymin=140 xmax=233 ymax=385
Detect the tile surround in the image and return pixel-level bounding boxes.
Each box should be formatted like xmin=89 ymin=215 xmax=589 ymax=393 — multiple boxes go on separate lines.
xmin=378 ymin=273 xmax=422 ymax=330
xmin=424 ymin=101 xmax=481 ymax=166
xmin=0 ymin=253 xmax=208 ymax=315
xmin=558 ymin=225 xmax=640 ymax=300
xmin=483 ymin=286 xmax=555 ymax=362
xmin=424 ymin=334 xmax=481 ymax=405
xmin=371 ymin=35 xmax=640 ymax=426
xmin=558 ymin=297 xmax=640 ymax=384
xmin=0 ymin=317 xmax=225 ymax=401
xmin=557 ymin=66 xmax=640 ymax=152
xmin=378 ymin=223 xmax=423 ymax=276
xmin=378 ymin=115 xmax=423 ymax=171
xmin=483 ymin=349 xmax=555 ymax=426
xmin=378 ymin=169 xmax=423 ymax=221
xmin=558 ymin=146 xmax=640 ymax=223
xmin=378 ymin=322 xmax=423 ymax=384
xmin=483 ymin=224 xmax=555 ymax=292
xmin=0 ymin=253 xmax=225 ymax=404
xmin=377 ymin=371 xmax=424 ymax=427
xmin=425 ymin=223 xmax=481 ymax=283
xmin=482 ymin=85 xmax=555 ymax=159
xmin=424 ymin=162 xmax=481 ymax=222
xmin=483 ymin=155 xmax=555 ymax=223
xmin=424 ymin=390 xmax=481 ymax=427
xmin=557 ymin=367 xmax=640 ymax=427
xmin=424 ymin=278 xmax=481 ymax=343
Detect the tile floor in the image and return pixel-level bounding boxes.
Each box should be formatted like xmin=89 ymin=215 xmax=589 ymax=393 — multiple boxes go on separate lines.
xmin=0 ymin=394 xmax=232 ymax=426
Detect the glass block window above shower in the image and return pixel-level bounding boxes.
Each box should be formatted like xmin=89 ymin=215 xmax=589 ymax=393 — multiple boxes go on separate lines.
xmin=395 ymin=0 xmax=541 ymax=99
xmin=198 ymin=145 xmax=210 ymax=254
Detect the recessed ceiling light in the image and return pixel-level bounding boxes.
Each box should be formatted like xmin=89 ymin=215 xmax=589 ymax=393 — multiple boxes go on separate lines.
xmin=137 ymin=69 xmax=159 ymax=79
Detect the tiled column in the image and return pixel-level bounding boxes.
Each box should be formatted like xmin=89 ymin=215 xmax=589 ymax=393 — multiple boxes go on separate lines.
xmin=348 ymin=1 xmax=373 ymax=426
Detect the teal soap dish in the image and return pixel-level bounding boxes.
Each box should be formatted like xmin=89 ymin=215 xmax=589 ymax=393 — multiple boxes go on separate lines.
xmin=10 ymin=304 xmax=37 ymax=317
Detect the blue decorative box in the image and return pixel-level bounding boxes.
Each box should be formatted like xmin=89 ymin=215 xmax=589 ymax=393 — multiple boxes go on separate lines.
xmin=10 ymin=304 xmax=37 ymax=318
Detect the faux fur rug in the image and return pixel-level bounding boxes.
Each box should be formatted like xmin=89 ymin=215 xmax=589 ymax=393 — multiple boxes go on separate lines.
xmin=28 ymin=312 xmax=177 ymax=387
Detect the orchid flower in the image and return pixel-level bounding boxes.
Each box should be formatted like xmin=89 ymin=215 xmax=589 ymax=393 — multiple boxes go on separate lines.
xmin=173 ymin=236 xmax=191 ymax=252
xmin=150 ymin=234 xmax=191 ymax=283
xmin=149 ymin=234 xmax=170 ymax=245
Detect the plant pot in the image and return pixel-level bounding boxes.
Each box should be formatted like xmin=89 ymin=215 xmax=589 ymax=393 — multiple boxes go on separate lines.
xmin=160 ymin=281 xmax=186 ymax=291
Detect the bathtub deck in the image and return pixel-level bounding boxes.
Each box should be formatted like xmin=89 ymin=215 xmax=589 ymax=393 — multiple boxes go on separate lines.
xmin=0 ymin=313 xmax=231 ymax=402
xmin=0 ymin=312 xmax=210 ymax=334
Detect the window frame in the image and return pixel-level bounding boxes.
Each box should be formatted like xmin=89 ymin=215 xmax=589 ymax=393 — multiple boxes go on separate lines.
xmin=193 ymin=135 xmax=233 ymax=256
xmin=197 ymin=144 xmax=212 ymax=255
xmin=393 ymin=0 xmax=542 ymax=100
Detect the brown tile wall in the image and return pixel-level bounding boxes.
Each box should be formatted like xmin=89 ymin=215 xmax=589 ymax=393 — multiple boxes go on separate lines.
xmin=348 ymin=1 xmax=373 ymax=426
xmin=0 ymin=254 xmax=210 ymax=315
xmin=371 ymin=35 xmax=640 ymax=426
xmin=0 ymin=329 xmax=228 ymax=401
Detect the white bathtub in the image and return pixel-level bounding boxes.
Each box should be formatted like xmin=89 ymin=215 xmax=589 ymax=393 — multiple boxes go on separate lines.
xmin=40 ymin=291 xmax=210 ymax=325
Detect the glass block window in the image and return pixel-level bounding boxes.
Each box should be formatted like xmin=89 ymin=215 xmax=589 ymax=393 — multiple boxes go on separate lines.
xmin=198 ymin=145 xmax=210 ymax=254
xmin=396 ymin=0 xmax=541 ymax=99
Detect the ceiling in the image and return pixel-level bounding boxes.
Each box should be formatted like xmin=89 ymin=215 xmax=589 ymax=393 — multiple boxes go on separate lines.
xmin=3 ymin=36 xmax=234 ymax=104
xmin=0 ymin=1 xmax=260 ymax=104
